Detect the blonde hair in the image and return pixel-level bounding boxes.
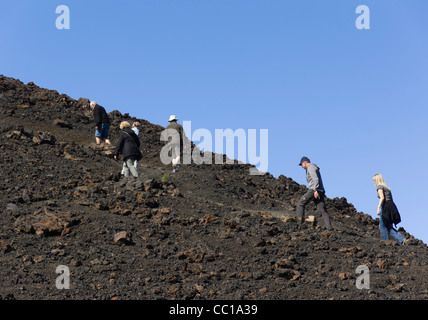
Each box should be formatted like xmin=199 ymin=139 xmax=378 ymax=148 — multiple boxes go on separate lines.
xmin=133 ymin=122 xmax=140 ymax=127
xmin=373 ymin=173 xmax=390 ymax=190
xmin=120 ymin=121 xmax=131 ymax=130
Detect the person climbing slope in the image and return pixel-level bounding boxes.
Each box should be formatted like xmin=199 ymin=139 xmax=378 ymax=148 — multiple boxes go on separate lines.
xmin=165 ymin=115 xmax=189 ymax=173
xmin=296 ymin=156 xmax=333 ymax=231
xmin=131 ymin=122 xmax=141 ymax=170
xmin=90 ymin=101 xmax=111 ymax=145
xmin=114 ymin=121 xmax=141 ymax=178
xmin=372 ymin=173 xmax=406 ymax=244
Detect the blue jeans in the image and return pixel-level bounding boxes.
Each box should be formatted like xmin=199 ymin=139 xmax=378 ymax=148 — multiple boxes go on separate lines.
xmin=379 ymin=211 xmax=405 ymax=243
xmin=95 ymin=123 xmax=110 ymax=139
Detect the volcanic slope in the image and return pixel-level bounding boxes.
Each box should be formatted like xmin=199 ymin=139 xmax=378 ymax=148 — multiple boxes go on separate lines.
xmin=0 ymin=75 xmax=427 ymax=300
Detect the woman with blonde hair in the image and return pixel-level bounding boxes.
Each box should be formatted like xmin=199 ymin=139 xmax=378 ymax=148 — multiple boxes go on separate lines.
xmin=373 ymin=174 xmax=405 ymax=243
xmin=114 ymin=121 xmax=141 ymax=178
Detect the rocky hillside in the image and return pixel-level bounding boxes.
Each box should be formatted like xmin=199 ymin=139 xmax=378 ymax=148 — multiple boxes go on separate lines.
xmin=0 ymin=75 xmax=427 ymax=300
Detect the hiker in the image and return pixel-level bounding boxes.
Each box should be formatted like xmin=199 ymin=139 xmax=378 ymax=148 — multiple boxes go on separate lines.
xmin=296 ymin=157 xmax=333 ymax=231
xmin=132 ymin=121 xmax=140 ymax=138
xmin=90 ymin=101 xmax=111 ymax=145
xmin=373 ymin=174 xmax=405 ymax=243
xmin=114 ymin=121 xmax=141 ymax=178
xmin=121 ymin=121 xmax=141 ymax=175
xmin=132 ymin=122 xmax=141 ymax=170
xmin=165 ymin=115 xmax=189 ymax=173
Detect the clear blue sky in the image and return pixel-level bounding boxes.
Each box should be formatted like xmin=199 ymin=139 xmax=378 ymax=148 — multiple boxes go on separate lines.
xmin=1 ymin=1 xmax=427 ymax=244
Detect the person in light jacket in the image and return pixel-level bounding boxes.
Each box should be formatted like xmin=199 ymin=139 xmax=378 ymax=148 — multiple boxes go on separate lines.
xmin=132 ymin=122 xmax=141 ymax=169
xmin=296 ymin=157 xmax=333 ymax=231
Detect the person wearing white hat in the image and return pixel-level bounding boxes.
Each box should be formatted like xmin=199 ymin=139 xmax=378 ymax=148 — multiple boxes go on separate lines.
xmin=165 ymin=115 xmax=187 ymax=172
xmin=168 ymin=115 xmax=178 ymax=122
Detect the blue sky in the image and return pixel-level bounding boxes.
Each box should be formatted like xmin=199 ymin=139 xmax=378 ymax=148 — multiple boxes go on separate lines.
xmin=1 ymin=1 xmax=427 ymax=244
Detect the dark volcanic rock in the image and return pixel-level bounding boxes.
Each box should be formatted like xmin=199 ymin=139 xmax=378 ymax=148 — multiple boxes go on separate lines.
xmin=0 ymin=75 xmax=427 ymax=300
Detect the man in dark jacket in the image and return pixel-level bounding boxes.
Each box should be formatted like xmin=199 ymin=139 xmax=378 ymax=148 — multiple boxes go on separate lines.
xmin=296 ymin=156 xmax=333 ymax=231
xmin=90 ymin=101 xmax=111 ymax=145
xmin=114 ymin=121 xmax=141 ymax=178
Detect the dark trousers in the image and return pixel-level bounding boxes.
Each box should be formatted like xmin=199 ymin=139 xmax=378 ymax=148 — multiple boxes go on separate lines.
xmin=296 ymin=190 xmax=332 ymax=230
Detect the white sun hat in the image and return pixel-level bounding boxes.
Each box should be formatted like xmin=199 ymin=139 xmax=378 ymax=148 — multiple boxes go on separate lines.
xmin=168 ymin=115 xmax=178 ymax=122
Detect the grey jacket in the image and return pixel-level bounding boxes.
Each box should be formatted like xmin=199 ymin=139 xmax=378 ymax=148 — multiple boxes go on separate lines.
xmin=306 ymin=163 xmax=325 ymax=193
xmin=165 ymin=121 xmax=190 ymax=145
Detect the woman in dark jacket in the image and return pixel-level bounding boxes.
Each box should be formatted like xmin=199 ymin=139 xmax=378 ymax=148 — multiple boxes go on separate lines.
xmin=373 ymin=174 xmax=405 ymax=243
xmin=114 ymin=121 xmax=141 ymax=178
